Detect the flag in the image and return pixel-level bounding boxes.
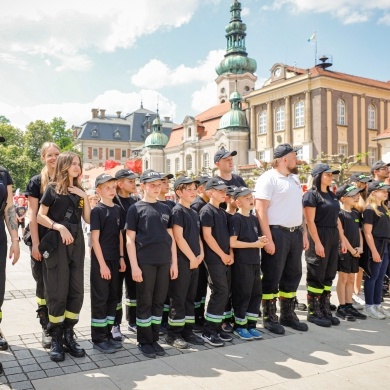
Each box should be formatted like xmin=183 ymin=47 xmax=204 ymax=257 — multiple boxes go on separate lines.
xmin=307 ymin=32 xmax=316 ymax=42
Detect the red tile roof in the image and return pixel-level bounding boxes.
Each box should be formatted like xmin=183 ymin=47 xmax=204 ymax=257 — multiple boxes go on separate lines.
xmin=372 ymin=128 xmax=390 ymax=141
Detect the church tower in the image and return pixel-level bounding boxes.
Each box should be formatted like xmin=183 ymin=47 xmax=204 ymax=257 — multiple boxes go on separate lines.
xmin=215 ymin=0 xmax=257 ymax=103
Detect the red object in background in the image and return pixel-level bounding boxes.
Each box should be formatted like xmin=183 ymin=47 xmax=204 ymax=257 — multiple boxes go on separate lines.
xmin=14 ymin=195 xmax=27 ymax=206
xmin=301 ymin=184 xmax=308 ymax=193
xmin=125 ymin=159 xmax=142 ymax=174
xmin=104 ymin=160 xmax=120 ymax=170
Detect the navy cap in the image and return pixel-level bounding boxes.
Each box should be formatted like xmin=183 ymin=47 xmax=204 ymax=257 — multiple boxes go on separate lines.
xmin=0 ymin=136 xmax=5 ymax=143
xmin=196 ymin=175 xmax=211 ymax=186
xmin=350 ymin=173 xmax=372 ymax=183
xmin=140 ymin=169 xmax=162 ymax=183
xmin=311 ymin=163 xmax=340 ymax=177
xmin=115 ymin=169 xmax=138 ymax=180
xmin=174 ymin=176 xmax=200 ymax=190
xmin=159 ymin=172 xmax=174 ymax=180
xmin=274 ymin=143 xmax=300 ymax=158
xmin=214 ymin=149 xmax=237 ymax=163
xmin=95 ymin=173 xmax=116 ymax=187
xmin=367 ymin=180 xmax=390 ymax=195
xmin=205 ymin=177 xmax=228 ymax=191
xmin=226 ymin=186 xmax=238 ymax=197
xmin=232 ymin=186 xmax=254 ymax=200
xmin=370 ymin=160 xmax=390 ymax=174
xmin=335 ymin=184 xmax=364 ymax=199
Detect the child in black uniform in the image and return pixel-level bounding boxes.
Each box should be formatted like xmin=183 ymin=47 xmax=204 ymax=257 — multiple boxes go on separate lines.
xmin=229 ymin=187 xmax=268 ymax=340
xmin=166 ymin=176 xmax=205 ymax=349
xmin=112 ymin=169 xmax=139 ymax=339
xmin=199 ymin=177 xmax=234 ymax=347
xmin=335 ymin=184 xmax=366 ymax=321
xmin=126 ymin=169 xmax=178 ymax=359
xmin=90 ymin=173 xmax=126 ymax=353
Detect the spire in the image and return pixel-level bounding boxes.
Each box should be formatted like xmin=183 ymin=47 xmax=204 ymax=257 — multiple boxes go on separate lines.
xmin=216 ymin=0 xmax=257 ymax=76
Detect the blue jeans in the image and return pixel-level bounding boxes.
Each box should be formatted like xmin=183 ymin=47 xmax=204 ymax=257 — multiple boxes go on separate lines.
xmin=364 ymin=248 xmax=389 ymax=305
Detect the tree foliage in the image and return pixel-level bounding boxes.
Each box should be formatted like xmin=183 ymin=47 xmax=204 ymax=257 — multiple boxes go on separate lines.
xmin=50 ymin=117 xmax=74 ymax=151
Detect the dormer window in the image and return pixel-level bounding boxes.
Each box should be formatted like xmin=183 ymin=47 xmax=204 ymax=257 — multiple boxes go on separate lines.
xmin=113 ymin=128 xmax=121 ymax=139
xmin=188 ymin=127 xmax=192 ymax=138
xmin=91 ymin=127 xmax=99 ymax=138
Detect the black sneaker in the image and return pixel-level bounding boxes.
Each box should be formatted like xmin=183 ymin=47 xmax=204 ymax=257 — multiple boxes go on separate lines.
xmin=93 ymin=341 xmax=116 ymax=354
xmin=108 ymin=338 xmax=123 ymax=349
xmin=183 ymin=332 xmax=205 ymax=345
xmin=221 ymin=321 xmax=234 ymax=333
xmin=335 ymin=307 xmax=356 ymax=322
xmin=201 ymin=333 xmax=224 ymax=347
xmin=218 ymin=330 xmax=233 ymax=342
xmin=165 ymin=336 xmax=188 ymax=349
xmin=138 ymin=343 xmax=156 ymax=359
xmin=193 ymin=323 xmax=204 ymax=333
xmin=345 ymin=305 xmax=367 ymax=320
xmin=151 ymin=341 xmax=166 ymax=356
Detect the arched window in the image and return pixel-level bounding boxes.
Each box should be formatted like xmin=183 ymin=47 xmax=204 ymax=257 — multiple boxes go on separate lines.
xmin=144 ymin=159 xmax=149 ymax=170
xmin=337 ymin=99 xmax=346 ymax=125
xmin=275 ymin=106 xmax=285 ymax=131
xmin=186 ymin=154 xmax=193 ymax=171
xmin=90 ymin=127 xmax=99 ymax=138
xmin=203 ymin=153 xmax=210 ymax=169
xmin=175 ymin=157 xmax=180 ymax=172
xmin=294 ymin=101 xmax=304 ymax=127
xmin=258 ymin=110 xmax=267 ymax=134
xmin=368 ymin=104 xmax=376 ymax=129
xmin=166 ymin=159 xmax=171 ymax=173
xmin=188 ymin=127 xmax=192 ymax=138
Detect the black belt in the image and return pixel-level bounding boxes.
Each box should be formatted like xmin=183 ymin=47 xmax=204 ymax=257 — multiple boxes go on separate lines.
xmin=270 ymin=225 xmax=301 ymax=232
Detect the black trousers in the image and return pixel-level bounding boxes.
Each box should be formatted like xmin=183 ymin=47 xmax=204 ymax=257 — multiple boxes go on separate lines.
xmin=0 ymin=226 xmax=6 ymax=322
xmin=167 ymin=257 xmax=199 ymax=337
xmin=31 ymin=257 xmax=46 ymax=307
xmin=232 ymin=263 xmax=261 ymax=329
xmin=43 ymin=227 xmax=84 ymax=326
xmin=203 ymin=260 xmax=231 ymax=334
xmin=306 ymin=226 xmax=339 ymax=293
xmin=194 ymin=261 xmax=208 ymax=325
xmin=261 ymin=228 xmax=303 ymax=299
xmin=114 ymin=254 xmax=137 ymax=326
xmin=90 ymin=255 xmax=119 ymax=343
xmin=136 ymin=263 xmax=170 ymax=345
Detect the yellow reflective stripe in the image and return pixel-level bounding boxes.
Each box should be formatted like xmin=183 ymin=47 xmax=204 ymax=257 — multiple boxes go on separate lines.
xmin=49 ymin=314 xmax=65 ymax=323
xmin=307 ymin=286 xmax=323 ymax=294
xmin=36 ymin=297 xmax=46 ymax=306
xmin=323 ymin=285 xmax=332 ymax=291
xmin=262 ymin=293 xmax=274 ymax=300
xmin=0 ymin=311 xmax=2 ymax=319
xmin=64 ymin=310 xmax=79 ymax=320
xmin=279 ymin=291 xmax=295 ymax=298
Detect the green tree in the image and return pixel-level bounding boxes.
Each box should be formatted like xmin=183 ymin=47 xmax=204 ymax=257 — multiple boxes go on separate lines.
xmin=24 ymin=120 xmax=53 ymax=160
xmin=0 ymin=115 xmax=10 ymax=124
xmin=50 ymin=117 xmax=74 ymax=150
xmin=0 ymin=122 xmax=24 ymax=147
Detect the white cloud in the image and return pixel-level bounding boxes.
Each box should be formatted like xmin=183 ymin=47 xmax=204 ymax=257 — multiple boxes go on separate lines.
xmin=378 ymin=13 xmax=390 ymax=24
xmin=191 ymin=82 xmax=218 ymax=113
xmin=131 ymin=50 xmax=225 ymax=89
xmin=0 ymin=0 xmax=199 ymax=72
xmin=262 ymin=0 xmax=390 ymax=23
xmin=241 ymin=7 xmax=251 ymax=17
xmin=0 ymin=90 xmax=177 ymax=130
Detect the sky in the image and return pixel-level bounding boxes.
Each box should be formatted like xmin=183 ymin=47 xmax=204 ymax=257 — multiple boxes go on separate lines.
xmin=1 ymin=0 xmax=390 ymax=131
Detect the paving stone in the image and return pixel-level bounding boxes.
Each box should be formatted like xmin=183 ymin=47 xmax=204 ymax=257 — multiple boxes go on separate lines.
xmin=22 ymin=364 xmax=40 ymax=373
xmin=17 ymin=358 xmax=36 ymax=366
xmin=164 ymin=348 xmax=182 ymax=356
xmin=5 ymin=373 xmax=28 ymax=383
xmin=26 ymin=370 xmax=47 ymax=380
xmin=40 ymin=361 xmax=59 ymax=370
xmin=88 ymin=353 xmax=111 ymax=362
xmin=30 ymin=349 xmax=48 ymax=358
xmin=46 ymin=368 xmax=65 ymax=377
xmin=7 ymin=381 xmax=33 ymax=390
xmin=13 ymin=351 xmax=32 ymax=360
xmin=108 ymin=350 xmax=128 ymax=358
xmin=0 ymin=353 xmax=17 ymax=362
xmin=110 ymin=356 xmax=139 ymax=365
xmin=0 ymin=375 xmax=9 ymax=386
xmin=69 ymin=355 xmax=91 ymax=364
xmin=1 ymin=360 xmax=20 ymax=369
xmin=2 ymin=366 xmax=23 ymax=375
xmin=57 ymin=358 xmax=76 ymax=367
xmin=62 ymin=365 xmax=82 ymax=374
xmin=4 ymin=335 xmax=21 ymax=342
xmin=94 ymin=359 xmax=114 ymax=369
xmin=78 ymin=362 xmax=98 ymax=371
xmin=35 ymin=356 xmax=52 ymax=364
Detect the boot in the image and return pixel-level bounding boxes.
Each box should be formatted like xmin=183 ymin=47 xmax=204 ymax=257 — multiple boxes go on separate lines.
xmin=49 ymin=325 xmax=65 ymax=362
xmin=262 ymin=298 xmax=285 ymax=335
xmin=63 ymin=325 xmax=85 ymax=358
xmin=0 ymin=328 xmax=8 ymax=351
xmin=36 ymin=307 xmax=51 ymax=349
xmin=321 ymin=292 xmax=340 ymax=326
xmin=307 ymin=294 xmax=332 ymax=327
xmin=279 ymin=297 xmax=308 ymax=331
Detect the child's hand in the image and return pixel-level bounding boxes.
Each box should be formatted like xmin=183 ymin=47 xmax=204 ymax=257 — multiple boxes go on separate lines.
xmin=221 ymin=253 xmax=234 ymax=266
xmin=372 ymin=251 xmax=381 ymax=262
xmin=170 ymin=263 xmax=178 ymax=279
xmin=256 ymin=236 xmax=268 ymax=248
xmin=189 ymin=256 xmax=198 ymax=270
xmin=132 ymin=266 xmax=143 ymax=282
xmin=119 ymin=258 xmax=126 ymax=272
xmin=58 ymin=225 xmax=74 ymax=245
xmin=100 ymin=264 xmax=111 ymax=280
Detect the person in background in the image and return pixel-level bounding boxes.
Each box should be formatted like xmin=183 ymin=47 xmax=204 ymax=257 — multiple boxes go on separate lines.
xmin=15 ymin=197 xmax=27 ymax=239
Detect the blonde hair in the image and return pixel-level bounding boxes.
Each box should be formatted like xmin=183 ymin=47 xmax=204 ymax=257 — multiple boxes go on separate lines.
xmin=53 ymin=152 xmax=83 ymax=194
xmin=366 ymin=191 xmax=389 ymax=217
xmin=40 ymin=142 xmax=60 ymax=194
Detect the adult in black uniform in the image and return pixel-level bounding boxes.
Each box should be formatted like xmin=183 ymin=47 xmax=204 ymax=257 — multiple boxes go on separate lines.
xmin=0 ymin=135 xmax=20 ymax=355
xmin=303 ymin=163 xmax=346 ymax=327
xmin=214 ymin=149 xmax=246 ymax=189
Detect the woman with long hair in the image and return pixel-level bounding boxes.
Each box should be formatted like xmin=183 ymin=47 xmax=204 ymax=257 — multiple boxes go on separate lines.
xmin=25 ymin=142 xmax=60 ymax=348
xmin=37 ymin=152 xmax=91 ymax=362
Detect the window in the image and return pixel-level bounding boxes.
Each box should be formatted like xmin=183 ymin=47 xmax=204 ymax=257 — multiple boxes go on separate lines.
xmin=90 ymin=127 xmax=99 ymax=138
xmin=121 ymin=150 xmax=127 ymax=158
xmin=145 ymin=160 xmax=149 ymax=170
xmin=294 ymin=101 xmax=304 ymax=127
xmin=188 ymin=127 xmax=192 ymax=138
xmin=258 ymin=111 xmax=267 ymax=134
xmin=109 ymin=149 xmax=114 ymax=158
xmin=175 ymin=157 xmax=180 ymax=172
xmin=203 ymin=153 xmax=210 ymax=169
xmin=338 ymin=144 xmax=347 ymax=157
xmin=113 ymin=129 xmax=121 ymax=139
xmin=166 ymin=159 xmax=171 ymax=173
xmin=337 ymin=99 xmax=346 ymax=125
xmin=275 ymin=106 xmax=285 ymax=131
xmin=368 ymin=148 xmax=377 ymax=166
xmin=92 ymin=148 xmax=98 ymax=157
xmin=186 ymin=154 xmax=192 ymax=171
xmin=368 ymin=104 xmax=376 ymax=129
xmin=296 ymin=148 xmax=303 ymax=161
xmin=258 ymin=151 xmax=265 ymax=161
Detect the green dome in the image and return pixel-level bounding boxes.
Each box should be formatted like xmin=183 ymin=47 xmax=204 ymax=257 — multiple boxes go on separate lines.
xmin=216 ymin=55 xmax=257 ymax=76
xmin=144 ymin=131 xmax=168 ymax=149
xmin=219 ymin=89 xmax=248 ymax=131
xmin=225 ymin=21 xmax=246 ymax=34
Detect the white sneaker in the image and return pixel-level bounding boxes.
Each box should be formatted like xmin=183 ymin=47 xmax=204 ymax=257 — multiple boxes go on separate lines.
xmin=374 ymin=305 xmax=390 ymax=318
xmin=111 ymin=325 xmax=123 ymax=340
xmin=362 ymin=306 xmax=385 ymax=320
xmin=352 ymin=293 xmax=365 ymax=309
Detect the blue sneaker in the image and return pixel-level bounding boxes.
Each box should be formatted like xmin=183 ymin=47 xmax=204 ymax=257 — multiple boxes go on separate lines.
xmin=248 ymin=328 xmax=263 ymax=339
xmin=233 ymin=328 xmax=253 ymax=341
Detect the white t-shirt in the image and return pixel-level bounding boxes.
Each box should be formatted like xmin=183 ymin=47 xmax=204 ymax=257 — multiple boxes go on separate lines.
xmin=254 ymin=168 xmax=303 ymax=227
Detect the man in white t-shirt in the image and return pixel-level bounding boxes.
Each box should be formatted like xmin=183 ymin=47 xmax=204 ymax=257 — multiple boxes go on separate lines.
xmin=254 ymin=143 xmax=309 ymax=334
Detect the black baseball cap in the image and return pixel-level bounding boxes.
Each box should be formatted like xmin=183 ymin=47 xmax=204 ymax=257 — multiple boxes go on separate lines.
xmin=233 ymin=186 xmax=254 ymax=200
xmin=350 ymin=173 xmax=372 ymax=183
xmin=196 ymin=175 xmax=211 ymax=186
xmin=174 ymin=176 xmax=200 ymax=190
xmin=95 ymin=173 xmax=116 ymax=187
xmin=0 ymin=136 xmax=5 ymax=143
xmin=160 ymin=172 xmax=174 ymax=180
xmin=335 ymin=184 xmax=364 ymax=199
xmin=370 ymin=160 xmax=390 ymax=173
xmin=367 ymin=180 xmax=390 ymax=195
xmin=205 ymin=177 xmax=228 ymax=190
xmin=311 ymin=163 xmax=340 ymax=177
xmin=226 ymin=185 xmax=238 ymax=197
xmin=214 ymin=149 xmax=237 ymax=163
xmin=140 ymin=169 xmax=162 ymax=183
xmin=274 ymin=143 xmax=301 ymax=158
xmin=115 ymin=169 xmax=138 ymax=180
